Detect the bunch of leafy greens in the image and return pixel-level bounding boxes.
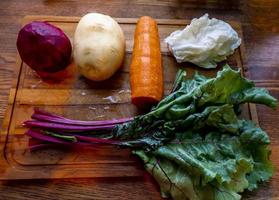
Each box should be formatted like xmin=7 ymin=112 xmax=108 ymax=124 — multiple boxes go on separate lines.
xmin=25 ymin=65 xmax=277 ymax=200
xmin=112 ymin=65 xmax=277 ymax=200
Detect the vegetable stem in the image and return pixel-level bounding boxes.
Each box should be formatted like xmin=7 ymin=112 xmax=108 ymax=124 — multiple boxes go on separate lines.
xmin=24 ymin=120 xmax=115 ymax=131
xmin=25 ymin=129 xmax=70 ymax=144
xmin=31 ymin=113 xmax=133 ymax=126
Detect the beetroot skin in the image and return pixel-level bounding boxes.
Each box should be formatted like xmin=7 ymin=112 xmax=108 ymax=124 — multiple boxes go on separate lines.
xmin=17 ymin=21 xmax=72 ymax=73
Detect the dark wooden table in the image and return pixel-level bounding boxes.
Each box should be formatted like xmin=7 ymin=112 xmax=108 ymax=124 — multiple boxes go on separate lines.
xmin=0 ymin=0 xmax=279 ymax=199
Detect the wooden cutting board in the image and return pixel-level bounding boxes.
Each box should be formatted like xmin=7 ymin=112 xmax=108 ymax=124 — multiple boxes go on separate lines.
xmin=0 ymin=15 xmax=257 ymax=180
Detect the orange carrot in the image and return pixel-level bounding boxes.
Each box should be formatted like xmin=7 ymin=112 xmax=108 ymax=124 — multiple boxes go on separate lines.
xmin=130 ymin=16 xmax=163 ymax=108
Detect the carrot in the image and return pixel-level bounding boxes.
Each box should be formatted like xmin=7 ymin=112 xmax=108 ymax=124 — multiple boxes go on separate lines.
xmin=130 ymin=16 xmax=163 ymax=108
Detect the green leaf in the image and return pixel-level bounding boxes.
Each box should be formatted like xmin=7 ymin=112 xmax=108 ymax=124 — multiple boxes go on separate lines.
xmin=178 ymin=104 xmax=240 ymax=133
xmin=195 ymin=65 xmax=254 ymax=107
xmin=134 ymin=150 xmax=200 ymax=200
xmin=153 ymin=132 xmax=253 ymax=187
xmin=204 ymin=105 xmax=240 ymax=134
xmin=212 ymin=186 xmax=241 ymax=200
xmin=239 ymin=120 xmax=270 ymax=145
xmin=246 ymin=145 xmax=273 ymax=191
xmin=193 ymin=65 xmax=277 ymax=109
xmin=231 ymin=87 xmax=277 ymax=109
xmin=134 ymin=149 xmax=243 ymax=200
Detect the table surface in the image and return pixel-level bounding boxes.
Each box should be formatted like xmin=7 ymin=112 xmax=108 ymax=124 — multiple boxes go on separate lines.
xmin=0 ymin=0 xmax=279 ymax=199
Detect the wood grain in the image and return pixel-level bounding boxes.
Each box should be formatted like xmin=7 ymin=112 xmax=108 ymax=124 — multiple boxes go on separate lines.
xmin=0 ymin=0 xmax=278 ymax=199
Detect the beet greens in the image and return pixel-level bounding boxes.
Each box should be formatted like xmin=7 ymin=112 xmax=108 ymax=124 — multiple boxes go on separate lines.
xmin=24 ymin=65 xmax=277 ymax=200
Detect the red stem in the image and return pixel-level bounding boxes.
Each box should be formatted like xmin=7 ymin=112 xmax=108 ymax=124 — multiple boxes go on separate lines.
xmin=31 ymin=113 xmax=133 ymax=126
xmin=24 ymin=120 xmax=115 ymax=131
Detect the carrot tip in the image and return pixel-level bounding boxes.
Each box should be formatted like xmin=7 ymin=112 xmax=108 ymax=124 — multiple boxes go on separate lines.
xmin=132 ymin=96 xmax=158 ymax=109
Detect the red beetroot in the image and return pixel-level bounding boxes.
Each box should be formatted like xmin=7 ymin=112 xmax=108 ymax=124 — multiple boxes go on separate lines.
xmin=17 ymin=21 xmax=72 ymax=73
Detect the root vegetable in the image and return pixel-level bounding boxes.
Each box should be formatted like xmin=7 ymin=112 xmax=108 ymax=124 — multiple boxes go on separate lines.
xmin=16 ymin=21 xmax=72 ymax=73
xmin=130 ymin=16 xmax=163 ymax=107
xmin=73 ymin=13 xmax=125 ymax=81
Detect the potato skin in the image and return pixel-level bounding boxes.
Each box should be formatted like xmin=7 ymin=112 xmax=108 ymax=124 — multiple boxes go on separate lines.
xmin=74 ymin=13 xmax=125 ymax=81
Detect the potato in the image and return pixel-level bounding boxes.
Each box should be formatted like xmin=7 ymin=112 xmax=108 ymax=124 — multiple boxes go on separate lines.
xmin=73 ymin=13 xmax=125 ymax=81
